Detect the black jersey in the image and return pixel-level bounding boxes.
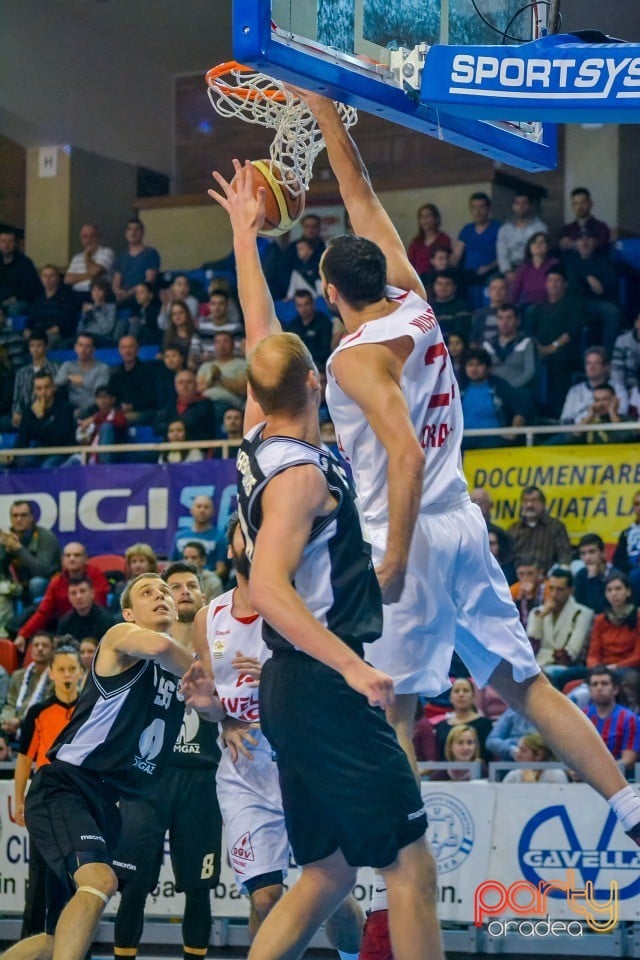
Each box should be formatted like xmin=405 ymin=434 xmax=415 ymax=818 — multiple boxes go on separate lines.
xmin=237 ymin=423 xmax=382 ymax=654
xmin=169 ymin=689 xmax=221 ymax=769
xmin=49 ymin=650 xmax=183 ymax=799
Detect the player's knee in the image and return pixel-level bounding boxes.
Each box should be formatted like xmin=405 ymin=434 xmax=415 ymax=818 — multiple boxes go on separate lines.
xmin=250 ymin=883 xmax=283 ymax=922
xmin=75 ymin=862 xmax=118 ymax=902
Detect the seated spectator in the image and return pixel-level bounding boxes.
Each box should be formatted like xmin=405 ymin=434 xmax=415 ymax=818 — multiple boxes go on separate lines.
xmin=78 ymin=636 xmax=98 ymax=689
xmin=196 ymin=331 xmax=247 ymax=419
xmin=434 ymin=677 xmax=493 ymax=762
xmin=155 ymin=369 xmax=217 ymax=443
xmin=613 ymin=489 xmax=640 ymax=604
xmin=0 ymin=672 xmax=9 ymax=714
xmin=108 ymin=336 xmax=156 ymax=425
xmin=564 ymin=227 xmax=620 ymax=356
xmin=181 ymin=541 xmax=224 ymax=601
xmin=527 ymin=267 xmax=583 ymax=419
xmin=559 ymin=186 xmax=611 ymax=254
xmin=559 ymin=347 xmax=628 ymax=425
xmin=470 ymin=274 xmax=508 ymax=344
xmin=197 ymin=289 xmax=243 ymax=350
xmin=575 ymin=534 xmax=619 ymax=613
xmin=0 ymin=230 xmax=43 ymax=316
xmin=57 ymin=577 xmax=114 ymax=642
xmin=0 ymin=499 xmax=61 ymax=609
xmin=469 ymin=487 xmax=510 ymax=561
xmin=450 ymin=192 xmax=501 ymax=308
xmin=158 ymin=273 xmax=199 ymax=327
xmin=127 ymin=282 xmax=161 ymax=345
xmin=510 ymin=555 xmax=547 ymax=629
xmin=460 ymin=348 xmax=526 ymax=449
xmin=10 ymin=372 xmax=75 ymax=471
xmin=407 ymin=202 xmax=451 ymax=276
xmin=158 ymin=418 xmax=204 ymax=464
xmin=27 ymin=265 xmax=77 ymax=345
xmin=285 ymin=238 xmax=323 ymax=300
xmin=482 ymin=304 xmax=537 ymax=407
xmin=507 ymin=485 xmax=572 ymax=571
xmin=0 ymin=308 xmax=28 ymax=372
xmin=502 ymin=733 xmax=568 ymax=783
xmin=152 ymin=346 xmax=187 ymax=410
xmin=430 ymin=271 xmax=472 ymax=342
xmin=170 ymin=495 xmax=226 ymax=578
xmin=0 ymin=346 xmax=15 ymax=433
xmin=430 ymin=725 xmax=485 ymax=781
xmin=221 ymin=407 xmax=243 ymax=445
xmin=162 ymin=301 xmax=202 ymax=365
xmin=552 ymin=381 xmax=636 ymax=446
xmin=112 ymin=218 xmax=160 ymax=306
xmin=412 ymin=701 xmax=439 ymax=762
xmin=584 ymin=666 xmax=640 ymax=774
xmin=611 ymin=312 xmax=640 ymax=395
xmin=497 ymin=191 xmax=548 ymax=282
xmin=11 ymin=333 xmax=59 ymax=431
xmin=488 ymin=527 xmax=516 ymax=586
xmin=446 ymin=331 xmax=468 ymax=388
xmin=486 ymin=706 xmax=536 ymax=760
xmin=526 ymin=567 xmax=594 ymax=687
xmin=107 ymin=543 xmax=158 ymax=620
xmin=509 ymin=232 xmax=559 ymax=307
xmin=54 ymin=333 xmax=110 ymax=417
xmin=74 ymin=384 xmax=129 ymax=464
xmin=586 ymin=573 xmax=640 ymax=675
xmin=0 ymin=632 xmax=54 ymax=740
xmin=619 ymin=668 xmax=640 ymax=712
xmin=64 ymin=223 xmax=115 ymax=294
xmin=13 ymin=543 xmax=109 ymax=654
xmin=286 ymin=290 xmax=332 ymax=369
xmin=281 ymin=213 xmax=325 ymax=293
xmin=76 ymin=276 xmax=120 ymax=347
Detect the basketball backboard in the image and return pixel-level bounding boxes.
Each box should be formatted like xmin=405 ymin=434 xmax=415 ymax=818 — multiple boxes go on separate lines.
xmin=233 ymin=0 xmax=558 ymax=172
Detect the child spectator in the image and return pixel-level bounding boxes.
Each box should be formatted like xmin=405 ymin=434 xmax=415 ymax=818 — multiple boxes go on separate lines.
xmin=158 ymin=418 xmax=204 ymax=464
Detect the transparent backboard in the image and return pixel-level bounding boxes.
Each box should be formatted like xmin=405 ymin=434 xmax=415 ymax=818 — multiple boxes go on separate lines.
xmin=233 ymin=0 xmax=557 ymax=171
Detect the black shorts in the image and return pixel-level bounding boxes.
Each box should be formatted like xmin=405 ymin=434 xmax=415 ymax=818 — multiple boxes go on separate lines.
xmin=259 ymin=652 xmax=427 ymax=869
xmin=114 ymin=765 xmax=222 ymax=892
xmin=25 ymin=761 xmax=121 ymax=897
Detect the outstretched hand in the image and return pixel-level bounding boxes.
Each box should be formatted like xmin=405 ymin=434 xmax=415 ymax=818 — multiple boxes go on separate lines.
xmin=181 ymin=660 xmax=216 ymax=711
xmin=208 ymin=159 xmax=266 ymax=235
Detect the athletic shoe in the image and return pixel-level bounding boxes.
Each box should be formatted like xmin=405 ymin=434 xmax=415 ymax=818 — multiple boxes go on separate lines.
xmin=359 ymin=909 xmax=394 ymax=960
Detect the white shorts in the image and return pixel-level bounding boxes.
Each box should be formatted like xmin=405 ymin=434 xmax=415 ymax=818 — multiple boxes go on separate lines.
xmin=364 ymin=498 xmax=540 ymax=696
xmin=215 ymin=732 xmax=290 ymax=893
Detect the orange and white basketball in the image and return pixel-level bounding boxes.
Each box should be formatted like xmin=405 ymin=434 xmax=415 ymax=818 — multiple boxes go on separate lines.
xmin=234 ymin=159 xmax=305 ymax=237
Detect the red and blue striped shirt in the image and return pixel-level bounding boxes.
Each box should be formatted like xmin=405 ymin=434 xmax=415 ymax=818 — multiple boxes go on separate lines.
xmin=584 ymin=703 xmax=640 ymax=759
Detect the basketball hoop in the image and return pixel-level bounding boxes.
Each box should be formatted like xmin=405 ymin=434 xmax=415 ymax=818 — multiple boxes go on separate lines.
xmin=205 ymin=61 xmax=358 ymax=197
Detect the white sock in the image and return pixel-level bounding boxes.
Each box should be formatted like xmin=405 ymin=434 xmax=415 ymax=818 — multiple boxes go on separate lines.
xmin=337 ymin=952 xmax=359 ymax=960
xmin=370 ymin=877 xmax=388 ymax=913
xmin=609 ymin=785 xmax=640 ymax=831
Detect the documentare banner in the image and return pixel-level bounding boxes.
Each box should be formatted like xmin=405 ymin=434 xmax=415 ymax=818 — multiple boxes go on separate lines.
xmin=3 ymin=781 xmax=639 ymax=923
xmin=0 ymin=461 xmax=237 ymax=557
xmin=464 ymin=444 xmax=640 ymax=543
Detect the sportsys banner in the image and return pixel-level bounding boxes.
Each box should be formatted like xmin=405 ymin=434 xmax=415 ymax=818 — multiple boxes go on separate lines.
xmin=0 ymin=461 xmax=237 ymax=557
xmin=1 ymin=780 xmax=639 ymax=923
xmin=464 ymin=444 xmax=640 ymax=544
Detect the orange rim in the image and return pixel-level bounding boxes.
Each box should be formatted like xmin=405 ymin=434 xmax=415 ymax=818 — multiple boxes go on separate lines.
xmin=205 ymin=60 xmax=287 ymax=103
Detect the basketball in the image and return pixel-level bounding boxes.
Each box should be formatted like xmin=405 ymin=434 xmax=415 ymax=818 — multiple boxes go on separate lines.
xmin=234 ymin=159 xmax=305 ymax=238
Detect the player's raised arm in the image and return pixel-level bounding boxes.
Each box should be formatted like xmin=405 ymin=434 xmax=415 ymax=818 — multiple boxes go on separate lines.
xmin=296 ymin=90 xmax=425 ymax=298
xmin=208 ymin=160 xmax=283 ymax=430
xmin=102 ymin=623 xmax=193 ymax=677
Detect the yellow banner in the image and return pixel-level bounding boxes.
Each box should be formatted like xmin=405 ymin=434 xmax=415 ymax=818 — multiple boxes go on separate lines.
xmin=464 ymin=444 xmax=640 ymax=544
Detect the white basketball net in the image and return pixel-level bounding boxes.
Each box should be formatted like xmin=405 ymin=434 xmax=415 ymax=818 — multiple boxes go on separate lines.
xmin=206 ymin=64 xmax=358 ymax=198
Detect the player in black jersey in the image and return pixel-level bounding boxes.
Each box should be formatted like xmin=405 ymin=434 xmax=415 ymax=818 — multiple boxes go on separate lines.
xmin=201 ymin=164 xmax=442 ymax=960
xmin=3 ymin=573 xmax=193 ymax=960
xmin=113 ymin=562 xmax=222 ymax=960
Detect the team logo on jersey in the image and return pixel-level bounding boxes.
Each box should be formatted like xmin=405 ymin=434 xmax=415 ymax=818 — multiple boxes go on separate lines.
xmin=133 ymin=717 xmax=166 ymax=775
xmin=231 ymin=831 xmax=255 ymax=869
xmin=212 ymin=638 xmax=225 ymax=660
xmin=174 ymin=707 xmax=201 ymax=754
xmin=237 ymin=450 xmax=257 ymax=495
xmin=425 ymin=793 xmax=475 ymax=874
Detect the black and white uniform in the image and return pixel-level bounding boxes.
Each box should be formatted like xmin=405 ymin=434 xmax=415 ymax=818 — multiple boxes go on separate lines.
xmin=208 ymin=590 xmax=289 ymax=893
xmin=114 ymin=681 xmax=222 ymax=893
xmin=25 ymin=650 xmax=183 ymax=898
xmin=237 ymin=425 xmax=426 ymax=869
xmin=326 ymin=285 xmax=540 ymax=695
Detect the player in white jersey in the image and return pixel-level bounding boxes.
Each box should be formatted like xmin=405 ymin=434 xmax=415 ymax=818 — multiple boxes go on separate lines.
xmin=184 ymin=515 xmax=363 ymax=958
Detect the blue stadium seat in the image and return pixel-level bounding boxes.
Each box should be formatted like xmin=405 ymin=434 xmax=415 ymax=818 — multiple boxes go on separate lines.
xmin=0 ymin=433 xmax=17 ymax=450
xmin=274 ymin=300 xmax=298 ymax=325
xmin=94 ymin=348 xmax=121 ymax=366
xmin=10 ymin=314 xmax=28 ymax=333
xmin=138 ymin=345 xmax=159 ymax=362
xmin=128 ymin=425 xmax=161 ymax=443
xmin=47 ymin=349 xmax=76 ymax=363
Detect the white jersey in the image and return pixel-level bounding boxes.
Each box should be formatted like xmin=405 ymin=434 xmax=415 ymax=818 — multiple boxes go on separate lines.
xmin=326 ymin=286 xmax=468 ymax=522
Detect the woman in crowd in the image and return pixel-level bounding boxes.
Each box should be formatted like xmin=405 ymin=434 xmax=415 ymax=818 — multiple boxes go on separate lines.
xmin=446 ymin=332 xmax=468 ymax=388
xmin=407 ymin=203 xmax=451 ymax=276
xmin=587 ymin=572 xmax=640 ymax=675
xmin=430 ymin=725 xmax=485 ymax=781
xmin=503 ymin=733 xmax=568 ymax=783
xmin=158 ymin=418 xmax=204 ymax=464
xmin=158 ymin=273 xmax=199 ymax=327
xmin=434 ymin=677 xmax=493 ymax=762
xmin=488 ymin=529 xmax=517 ymax=585
xmin=78 ymin=637 xmax=98 ymax=690
xmin=509 ymin=232 xmax=559 ymax=308
xmin=162 ymin=301 xmax=202 ymax=362
xmin=77 ymin=276 xmax=119 ymax=346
